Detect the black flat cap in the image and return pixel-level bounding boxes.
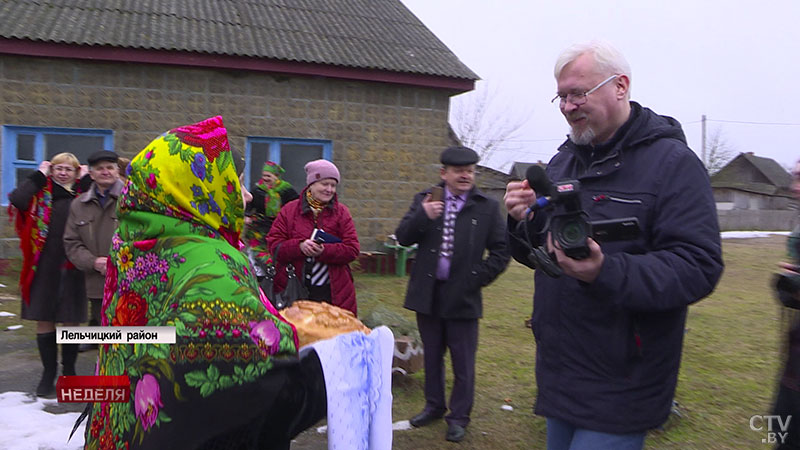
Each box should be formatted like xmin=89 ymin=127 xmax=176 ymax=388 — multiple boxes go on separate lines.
xmin=440 ymin=146 xmax=479 ymax=166
xmin=88 ymin=150 xmax=119 ymax=166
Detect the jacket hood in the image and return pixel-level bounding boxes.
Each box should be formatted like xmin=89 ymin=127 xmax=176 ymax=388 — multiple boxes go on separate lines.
xmin=623 ymin=102 xmax=687 ymax=149
xmin=560 ymin=102 xmax=687 ymax=156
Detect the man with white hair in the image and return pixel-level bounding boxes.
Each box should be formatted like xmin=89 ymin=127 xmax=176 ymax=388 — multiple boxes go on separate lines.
xmin=504 ymin=41 xmax=723 ymax=449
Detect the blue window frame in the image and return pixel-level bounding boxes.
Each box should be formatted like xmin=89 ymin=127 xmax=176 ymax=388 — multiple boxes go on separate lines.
xmin=245 ymin=138 xmax=333 ymax=191
xmin=2 ymin=125 xmax=114 ymax=205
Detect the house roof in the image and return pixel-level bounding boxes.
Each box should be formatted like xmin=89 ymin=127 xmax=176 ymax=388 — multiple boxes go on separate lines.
xmin=711 ymin=152 xmax=792 ymax=197
xmin=476 ymin=165 xmax=510 ymax=190
xmin=509 ymin=161 xmax=547 ymax=180
xmin=711 ymin=181 xmax=787 ymax=196
xmin=0 ymin=0 xmax=478 ymax=86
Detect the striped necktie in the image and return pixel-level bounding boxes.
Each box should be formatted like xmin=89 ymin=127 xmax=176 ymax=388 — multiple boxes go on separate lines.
xmin=440 ymin=195 xmax=459 ymax=259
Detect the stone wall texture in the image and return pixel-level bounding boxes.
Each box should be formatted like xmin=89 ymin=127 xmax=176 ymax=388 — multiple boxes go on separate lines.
xmin=0 ymin=54 xmax=456 ymax=254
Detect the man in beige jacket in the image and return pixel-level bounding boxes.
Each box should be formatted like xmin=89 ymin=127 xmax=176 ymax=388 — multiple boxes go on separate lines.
xmin=64 ymin=150 xmax=123 ymax=350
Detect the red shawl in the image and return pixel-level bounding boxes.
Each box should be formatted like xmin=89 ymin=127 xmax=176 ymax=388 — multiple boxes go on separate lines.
xmin=7 ymin=177 xmax=53 ymax=305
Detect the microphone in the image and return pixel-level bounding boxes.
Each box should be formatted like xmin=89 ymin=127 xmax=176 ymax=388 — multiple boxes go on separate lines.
xmin=524 ymin=165 xmax=554 ymax=214
xmin=526 ymin=196 xmax=552 ymax=214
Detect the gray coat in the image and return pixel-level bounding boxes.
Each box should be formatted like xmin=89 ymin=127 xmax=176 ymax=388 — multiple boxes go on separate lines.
xmin=395 ymin=184 xmax=510 ymax=319
xmin=64 ymin=179 xmax=124 ymax=299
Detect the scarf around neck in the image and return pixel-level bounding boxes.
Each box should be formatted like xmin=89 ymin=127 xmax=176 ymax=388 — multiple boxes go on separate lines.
xmin=255 ymin=178 xmax=294 ymax=218
xmin=305 ymin=189 xmax=328 ymax=217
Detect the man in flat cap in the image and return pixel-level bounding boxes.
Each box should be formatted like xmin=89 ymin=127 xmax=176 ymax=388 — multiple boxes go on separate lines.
xmin=64 ymin=150 xmax=123 ymax=348
xmin=395 ymin=146 xmax=510 ymax=443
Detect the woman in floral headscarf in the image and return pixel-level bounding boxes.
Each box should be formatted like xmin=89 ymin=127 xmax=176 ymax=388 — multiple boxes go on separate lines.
xmin=83 ymin=116 xmax=325 ymax=450
xmin=244 ymin=161 xmax=298 ymax=276
xmin=8 ymin=153 xmax=86 ymax=397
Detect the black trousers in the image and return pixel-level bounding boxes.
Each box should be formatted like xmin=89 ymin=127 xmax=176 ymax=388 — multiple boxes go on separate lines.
xmin=416 ymin=292 xmax=479 ymax=427
xmin=774 ymin=383 xmax=800 ymax=449
xmin=88 ymin=298 xmax=101 ymax=325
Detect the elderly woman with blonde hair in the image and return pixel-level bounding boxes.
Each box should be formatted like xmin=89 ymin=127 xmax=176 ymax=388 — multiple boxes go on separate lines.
xmin=8 ymin=152 xmax=87 ymax=396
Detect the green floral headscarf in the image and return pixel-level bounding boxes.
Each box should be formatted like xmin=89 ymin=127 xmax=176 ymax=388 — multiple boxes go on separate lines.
xmin=254 ymin=161 xmax=294 ymax=219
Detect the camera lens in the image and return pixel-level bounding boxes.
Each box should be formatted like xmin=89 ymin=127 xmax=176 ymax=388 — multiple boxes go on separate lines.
xmin=559 ymin=218 xmax=587 ymax=246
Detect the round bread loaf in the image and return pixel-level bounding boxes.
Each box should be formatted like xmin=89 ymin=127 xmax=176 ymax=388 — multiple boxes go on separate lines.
xmin=282 ymin=300 xmax=371 ymax=347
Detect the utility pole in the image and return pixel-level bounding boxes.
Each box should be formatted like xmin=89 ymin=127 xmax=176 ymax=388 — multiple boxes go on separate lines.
xmin=701 ymin=114 xmax=707 ymax=164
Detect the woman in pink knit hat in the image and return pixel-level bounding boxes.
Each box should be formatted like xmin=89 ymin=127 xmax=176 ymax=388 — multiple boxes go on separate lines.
xmin=267 ymin=159 xmax=360 ymax=315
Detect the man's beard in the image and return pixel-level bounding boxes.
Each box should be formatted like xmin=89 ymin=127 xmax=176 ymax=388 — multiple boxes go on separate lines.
xmin=568 ymin=125 xmax=595 ymax=146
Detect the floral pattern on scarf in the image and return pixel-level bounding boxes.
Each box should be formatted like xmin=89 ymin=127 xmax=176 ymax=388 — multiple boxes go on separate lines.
xmin=85 ymin=116 xmax=299 ymax=450
xmin=245 ymin=176 xmax=295 ymax=269
xmin=7 ymin=177 xmax=53 ymax=305
xmin=254 ymin=178 xmax=293 ymax=220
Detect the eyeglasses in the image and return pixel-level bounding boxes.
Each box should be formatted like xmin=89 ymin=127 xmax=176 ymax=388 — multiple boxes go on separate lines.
xmin=551 ymin=75 xmax=619 ymax=106
xmin=52 ymin=165 xmax=76 ymax=173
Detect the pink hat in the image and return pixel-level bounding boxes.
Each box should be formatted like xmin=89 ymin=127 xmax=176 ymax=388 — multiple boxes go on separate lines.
xmin=305 ymin=159 xmax=340 ymax=186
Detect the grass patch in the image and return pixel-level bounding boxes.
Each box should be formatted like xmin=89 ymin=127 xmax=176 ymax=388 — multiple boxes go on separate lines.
xmin=360 ymin=236 xmax=787 ymax=449
xmin=0 ymin=237 xmax=788 ymax=448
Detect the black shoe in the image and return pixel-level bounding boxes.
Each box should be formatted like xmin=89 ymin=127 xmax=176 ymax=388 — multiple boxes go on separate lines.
xmin=409 ymin=410 xmax=444 ymax=428
xmin=62 ymin=344 xmax=79 ymax=376
xmin=36 ymin=378 xmax=55 ymax=397
xmin=35 ymin=332 xmax=57 ymax=397
xmin=446 ymin=424 xmax=466 ymax=442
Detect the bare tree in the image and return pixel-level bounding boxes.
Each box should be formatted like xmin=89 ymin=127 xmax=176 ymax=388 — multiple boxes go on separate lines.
xmin=704 ymin=128 xmax=736 ymax=175
xmin=449 ymin=82 xmax=531 ymax=163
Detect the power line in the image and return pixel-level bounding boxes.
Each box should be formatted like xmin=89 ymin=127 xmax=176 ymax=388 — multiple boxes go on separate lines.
xmin=684 ymin=118 xmax=800 ymax=127
xmin=708 ymin=119 xmax=800 ymax=126
xmin=470 ymin=116 xmax=800 ymax=150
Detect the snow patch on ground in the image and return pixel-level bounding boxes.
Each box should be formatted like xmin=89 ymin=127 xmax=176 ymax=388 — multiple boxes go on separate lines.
xmin=0 ymin=392 xmax=84 ymax=450
xmin=721 ymin=231 xmax=790 ymax=239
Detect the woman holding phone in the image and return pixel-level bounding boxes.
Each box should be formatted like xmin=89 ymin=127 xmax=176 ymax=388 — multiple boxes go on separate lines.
xmin=267 ymin=159 xmax=360 ymax=315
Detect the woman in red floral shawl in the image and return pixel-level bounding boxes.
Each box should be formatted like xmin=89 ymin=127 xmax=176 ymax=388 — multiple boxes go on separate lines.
xmin=8 ymin=153 xmax=87 ymax=397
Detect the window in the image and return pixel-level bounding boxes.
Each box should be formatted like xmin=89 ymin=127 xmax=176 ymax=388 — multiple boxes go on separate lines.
xmin=245 ymin=138 xmax=332 ymax=191
xmin=2 ymin=126 xmax=114 ymax=205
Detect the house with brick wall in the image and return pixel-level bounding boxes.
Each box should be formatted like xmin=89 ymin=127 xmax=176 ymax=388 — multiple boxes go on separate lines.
xmin=0 ymin=0 xmax=478 ymax=255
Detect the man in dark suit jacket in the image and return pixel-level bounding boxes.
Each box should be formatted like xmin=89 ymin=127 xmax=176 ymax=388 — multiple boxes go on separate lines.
xmin=395 ymin=146 xmax=510 ymax=443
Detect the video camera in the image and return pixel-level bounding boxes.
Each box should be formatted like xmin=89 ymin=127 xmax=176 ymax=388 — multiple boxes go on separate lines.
xmin=523 ymin=166 xmax=640 ymax=277
xmin=776 ymin=270 xmax=800 ymax=309
xmin=547 ymin=179 xmax=640 ymax=259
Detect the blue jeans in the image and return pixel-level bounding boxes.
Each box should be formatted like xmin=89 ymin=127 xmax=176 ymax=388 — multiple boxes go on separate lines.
xmin=546 ymin=417 xmax=646 ymax=450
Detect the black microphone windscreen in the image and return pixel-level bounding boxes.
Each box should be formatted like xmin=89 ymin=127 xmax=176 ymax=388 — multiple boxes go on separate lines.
xmin=525 ymin=165 xmax=553 ymax=195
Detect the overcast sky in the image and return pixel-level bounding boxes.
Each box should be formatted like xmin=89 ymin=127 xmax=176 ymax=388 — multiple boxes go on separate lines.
xmin=401 ymin=0 xmax=800 ymax=173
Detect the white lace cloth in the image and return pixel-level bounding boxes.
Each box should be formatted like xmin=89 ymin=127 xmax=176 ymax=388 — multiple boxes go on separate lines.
xmin=309 ymin=326 xmax=394 ymax=450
